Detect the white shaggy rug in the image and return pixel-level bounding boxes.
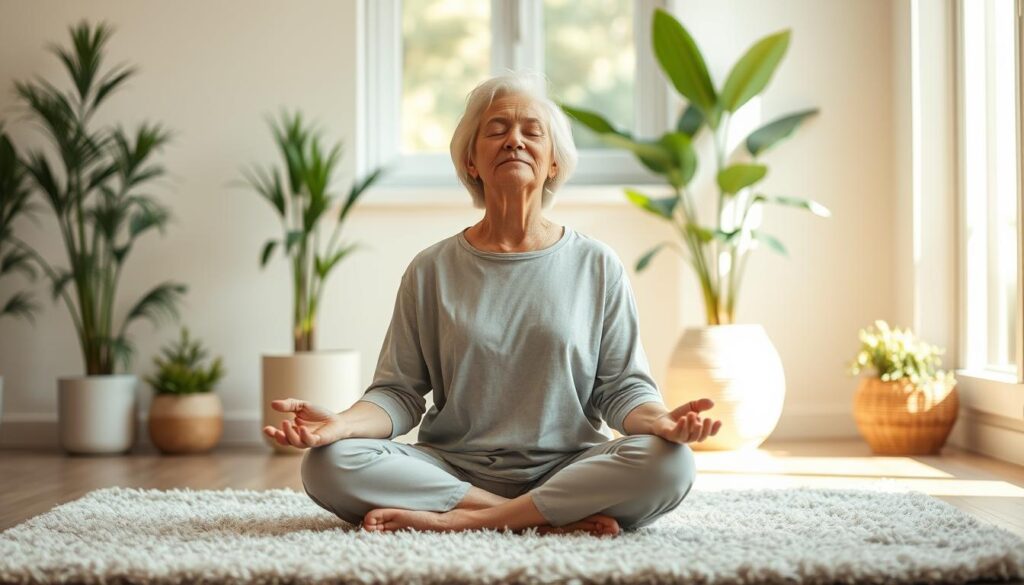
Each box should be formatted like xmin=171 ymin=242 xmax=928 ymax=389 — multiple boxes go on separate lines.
xmin=1 ymin=485 xmax=1022 ymax=584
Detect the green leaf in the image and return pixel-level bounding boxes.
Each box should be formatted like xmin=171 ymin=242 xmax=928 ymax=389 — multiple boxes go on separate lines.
xmin=624 ymin=189 xmax=678 ymax=220
xmin=284 ymin=230 xmax=304 ymax=255
xmin=123 ymin=281 xmax=186 ymax=330
xmin=676 ymin=104 xmax=704 ymax=137
xmin=1 ymin=249 xmax=37 ymax=280
xmin=636 ymin=242 xmax=673 ymax=272
xmin=686 ymin=224 xmax=715 ymax=243
xmin=339 ymin=167 xmax=384 ymax=223
xmin=719 ymin=30 xmax=791 ymax=113
xmin=1 ymin=291 xmax=38 ymax=324
xmin=717 ymin=163 xmax=767 ymax=195
xmin=559 ymin=105 xmax=626 ymax=136
xmin=92 ymin=65 xmax=136 ymax=110
xmin=113 ymin=245 xmax=130 ymax=264
xmin=50 ymin=269 xmax=74 ymax=302
xmin=751 ymin=231 xmax=787 ymax=256
xmin=745 ymin=108 xmax=819 ymax=156
xmin=652 ymin=8 xmax=719 ymax=127
xmin=260 ymin=240 xmax=277 ymax=268
xmin=753 ymin=194 xmax=831 ymax=217
xmin=128 ymin=200 xmax=169 ymax=238
xmin=600 ymin=134 xmax=674 ymax=174
xmin=314 ymin=243 xmax=360 ymax=280
xmin=657 ymin=131 xmax=697 ymax=185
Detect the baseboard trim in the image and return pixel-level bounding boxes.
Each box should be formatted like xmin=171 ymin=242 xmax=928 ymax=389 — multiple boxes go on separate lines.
xmin=0 ymin=412 xmax=265 ymax=451
xmin=947 ymin=408 xmax=1024 ymax=467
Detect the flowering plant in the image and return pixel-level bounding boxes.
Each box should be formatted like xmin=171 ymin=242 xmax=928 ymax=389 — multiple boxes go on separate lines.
xmin=848 ymin=320 xmax=956 ymax=390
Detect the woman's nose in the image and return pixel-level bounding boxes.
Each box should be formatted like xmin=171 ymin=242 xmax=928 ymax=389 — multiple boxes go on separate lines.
xmin=503 ymin=130 xmax=525 ymax=150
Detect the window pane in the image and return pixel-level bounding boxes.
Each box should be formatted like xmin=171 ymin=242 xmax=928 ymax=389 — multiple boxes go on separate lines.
xmin=960 ymin=0 xmax=1020 ymax=375
xmin=402 ymin=0 xmax=490 ymax=154
xmin=544 ymin=0 xmax=635 ymax=149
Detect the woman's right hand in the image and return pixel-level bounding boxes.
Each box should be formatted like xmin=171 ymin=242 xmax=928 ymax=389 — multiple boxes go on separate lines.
xmin=263 ymin=399 xmax=344 ymax=449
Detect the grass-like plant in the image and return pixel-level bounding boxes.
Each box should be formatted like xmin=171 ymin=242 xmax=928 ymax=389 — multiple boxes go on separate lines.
xmin=238 ymin=112 xmax=382 ymax=352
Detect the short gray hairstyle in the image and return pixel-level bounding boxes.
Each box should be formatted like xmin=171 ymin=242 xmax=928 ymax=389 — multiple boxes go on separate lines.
xmin=449 ymin=71 xmax=578 ymax=209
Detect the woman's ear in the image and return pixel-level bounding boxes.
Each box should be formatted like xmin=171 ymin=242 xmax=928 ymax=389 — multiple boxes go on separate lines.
xmin=549 ymin=160 xmax=558 ymax=179
xmin=468 ymin=160 xmax=478 ymax=179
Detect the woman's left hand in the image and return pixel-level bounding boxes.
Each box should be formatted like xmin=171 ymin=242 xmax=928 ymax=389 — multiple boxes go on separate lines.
xmin=651 ymin=398 xmax=722 ymax=444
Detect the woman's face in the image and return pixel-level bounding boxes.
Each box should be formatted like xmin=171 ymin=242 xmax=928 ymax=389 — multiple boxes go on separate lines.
xmin=468 ymin=94 xmax=558 ymax=195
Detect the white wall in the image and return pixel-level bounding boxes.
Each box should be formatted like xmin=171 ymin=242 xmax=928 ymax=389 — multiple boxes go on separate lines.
xmin=0 ymin=0 xmax=897 ymax=448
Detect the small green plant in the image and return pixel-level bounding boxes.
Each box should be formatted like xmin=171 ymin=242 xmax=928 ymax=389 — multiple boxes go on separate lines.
xmin=848 ymin=320 xmax=956 ymax=390
xmin=145 ymin=327 xmax=225 ymax=395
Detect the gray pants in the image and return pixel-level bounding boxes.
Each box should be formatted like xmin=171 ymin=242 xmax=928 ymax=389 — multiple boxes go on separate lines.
xmin=300 ymin=434 xmax=696 ymax=531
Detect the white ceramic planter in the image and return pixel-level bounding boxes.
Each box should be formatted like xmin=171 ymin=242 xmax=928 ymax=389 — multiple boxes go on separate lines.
xmin=57 ymin=374 xmax=138 ymax=455
xmin=664 ymin=324 xmax=785 ymax=451
xmin=262 ymin=350 xmax=361 ymax=454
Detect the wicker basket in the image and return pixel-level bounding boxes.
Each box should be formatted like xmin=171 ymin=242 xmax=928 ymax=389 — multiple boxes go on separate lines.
xmin=852 ymin=376 xmax=959 ymax=455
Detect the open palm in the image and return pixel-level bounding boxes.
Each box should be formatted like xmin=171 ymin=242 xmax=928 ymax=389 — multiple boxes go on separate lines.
xmin=263 ymin=399 xmax=342 ymax=448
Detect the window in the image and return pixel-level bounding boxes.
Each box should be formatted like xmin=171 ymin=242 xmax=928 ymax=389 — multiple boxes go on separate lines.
xmin=362 ymin=0 xmax=670 ymax=190
xmin=955 ymin=0 xmax=1023 ymax=382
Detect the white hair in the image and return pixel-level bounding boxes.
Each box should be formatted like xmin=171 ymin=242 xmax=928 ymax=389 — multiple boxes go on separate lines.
xmin=449 ymin=71 xmax=578 ymax=209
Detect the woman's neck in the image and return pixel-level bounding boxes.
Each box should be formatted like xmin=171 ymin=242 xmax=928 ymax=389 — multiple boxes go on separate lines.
xmin=466 ymin=189 xmax=562 ymax=252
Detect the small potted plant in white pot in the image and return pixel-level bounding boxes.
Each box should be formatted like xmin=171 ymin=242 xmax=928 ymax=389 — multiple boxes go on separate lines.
xmin=848 ymin=320 xmax=959 ymax=455
xmin=145 ymin=326 xmax=225 ymax=455
xmin=561 ymin=8 xmax=830 ymax=450
xmin=237 ymin=112 xmax=384 ymax=454
xmin=6 ymin=21 xmax=186 ymax=454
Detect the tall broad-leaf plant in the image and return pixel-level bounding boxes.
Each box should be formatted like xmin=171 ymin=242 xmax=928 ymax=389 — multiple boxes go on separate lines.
xmin=562 ymin=8 xmax=830 ymax=325
xmin=5 ymin=21 xmax=186 ymax=374
xmin=238 ymin=112 xmax=382 ymax=352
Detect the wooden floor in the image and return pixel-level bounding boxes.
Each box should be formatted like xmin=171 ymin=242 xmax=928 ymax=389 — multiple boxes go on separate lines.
xmin=1 ymin=438 xmax=1023 ymax=541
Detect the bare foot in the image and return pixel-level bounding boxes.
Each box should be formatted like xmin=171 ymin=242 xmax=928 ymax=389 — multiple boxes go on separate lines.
xmin=534 ymin=514 xmax=620 ymax=537
xmin=361 ymin=508 xmax=458 ymax=532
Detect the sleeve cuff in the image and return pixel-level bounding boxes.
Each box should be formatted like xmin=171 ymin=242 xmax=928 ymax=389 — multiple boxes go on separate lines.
xmin=357 ymin=391 xmax=411 ymax=440
xmin=610 ymin=390 xmax=665 ymax=435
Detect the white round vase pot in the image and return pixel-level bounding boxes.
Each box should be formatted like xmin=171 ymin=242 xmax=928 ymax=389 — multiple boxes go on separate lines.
xmin=664 ymin=324 xmax=785 ymax=451
xmin=57 ymin=374 xmax=138 ymax=455
xmin=262 ymin=350 xmax=362 ymax=455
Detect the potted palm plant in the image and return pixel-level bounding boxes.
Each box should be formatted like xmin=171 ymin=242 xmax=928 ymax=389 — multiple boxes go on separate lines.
xmin=849 ymin=320 xmax=959 ymax=455
xmin=561 ymin=8 xmax=830 ymax=450
xmin=145 ymin=326 xmax=225 ymax=454
xmin=6 ymin=21 xmax=186 ymax=454
xmin=238 ymin=112 xmax=382 ymax=454
xmin=0 ymin=126 xmax=42 ymax=431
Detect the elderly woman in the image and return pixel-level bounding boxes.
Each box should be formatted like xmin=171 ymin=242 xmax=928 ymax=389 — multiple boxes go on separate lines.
xmin=264 ymin=72 xmax=721 ymax=536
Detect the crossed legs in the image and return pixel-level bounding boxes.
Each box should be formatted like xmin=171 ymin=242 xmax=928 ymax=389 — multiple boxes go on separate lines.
xmin=301 ymin=435 xmax=696 ymax=535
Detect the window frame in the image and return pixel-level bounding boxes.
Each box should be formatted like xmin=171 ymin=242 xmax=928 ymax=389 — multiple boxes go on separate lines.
xmin=952 ymin=0 xmax=1024 ymax=413
xmin=360 ymin=0 xmax=674 ymax=191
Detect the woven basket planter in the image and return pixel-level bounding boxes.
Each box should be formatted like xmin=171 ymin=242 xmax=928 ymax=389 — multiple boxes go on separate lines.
xmin=852 ymin=376 xmax=959 ymax=455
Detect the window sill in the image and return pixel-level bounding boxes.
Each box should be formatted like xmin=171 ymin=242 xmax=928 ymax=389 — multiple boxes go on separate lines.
xmin=954 ymin=368 xmax=1024 ymax=421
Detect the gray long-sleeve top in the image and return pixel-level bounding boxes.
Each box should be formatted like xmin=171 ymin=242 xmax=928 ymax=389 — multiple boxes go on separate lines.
xmin=356 ymin=225 xmax=666 ymax=484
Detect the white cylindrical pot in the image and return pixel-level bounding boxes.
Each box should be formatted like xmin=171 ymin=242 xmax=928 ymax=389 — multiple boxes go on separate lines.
xmin=664 ymin=325 xmax=785 ymax=451
xmin=262 ymin=350 xmax=361 ymax=454
xmin=58 ymin=374 xmax=138 ymax=455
